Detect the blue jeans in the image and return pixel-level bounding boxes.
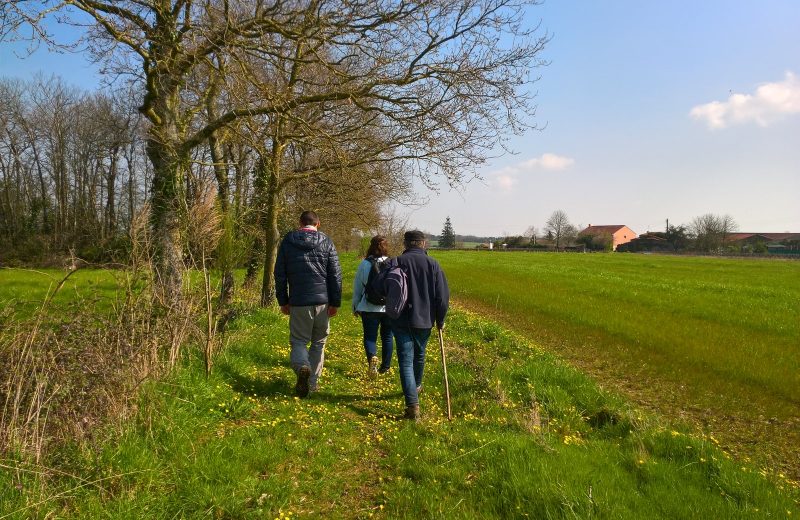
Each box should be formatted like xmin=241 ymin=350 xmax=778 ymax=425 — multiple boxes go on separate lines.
xmin=392 ymin=326 xmax=432 ymax=406
xmin=360 ymin=312 xmax=394 ymax=370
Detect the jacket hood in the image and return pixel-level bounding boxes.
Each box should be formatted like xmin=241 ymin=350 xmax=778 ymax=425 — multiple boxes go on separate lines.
xmin=287 ymin=229 xmax=325 ymax=250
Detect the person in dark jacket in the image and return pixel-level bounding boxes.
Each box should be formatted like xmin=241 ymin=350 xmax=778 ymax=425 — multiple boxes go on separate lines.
xmin=274 ymin=211 xmax=342 ymax=397
xmin=391 ymin=230 xmax=449 ymax=419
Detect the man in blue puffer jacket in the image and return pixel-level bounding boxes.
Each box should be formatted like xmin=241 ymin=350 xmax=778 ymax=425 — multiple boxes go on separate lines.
xmin=275 ymin=211 xmax=342 ymax=397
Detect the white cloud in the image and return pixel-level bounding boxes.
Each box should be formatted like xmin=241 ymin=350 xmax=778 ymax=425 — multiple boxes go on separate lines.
xmin=495 ymin=175 xmax=515 ymax=189
xmin=690 ymin=72 xmax=800 ymax=129
xmin=538 ymin=153 xmax=575 ymax=170
xmin=489 ymin=153 xmax=574 ymax=190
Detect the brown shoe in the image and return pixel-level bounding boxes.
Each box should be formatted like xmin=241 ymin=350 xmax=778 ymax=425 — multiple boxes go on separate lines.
xmin=295 ymin=366 xmax=311 ymax=398
xmin=368 ymin=356 xmax=379 ymax=379
xmin=404 ymin=404 xmax=420 ymax=420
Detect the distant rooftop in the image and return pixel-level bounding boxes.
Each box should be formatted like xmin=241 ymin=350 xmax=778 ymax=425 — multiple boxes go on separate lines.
xmin=579 ymin=225 xmax=629 ymax=235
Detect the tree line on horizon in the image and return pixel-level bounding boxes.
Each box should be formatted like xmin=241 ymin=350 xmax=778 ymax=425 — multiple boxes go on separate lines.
xmin=430 ymin=210 xmax=792 ymax=253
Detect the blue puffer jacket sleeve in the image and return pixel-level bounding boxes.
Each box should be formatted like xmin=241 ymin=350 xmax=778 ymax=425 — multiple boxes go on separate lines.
xmin=327 ymin=241 xmax=343 ymax=307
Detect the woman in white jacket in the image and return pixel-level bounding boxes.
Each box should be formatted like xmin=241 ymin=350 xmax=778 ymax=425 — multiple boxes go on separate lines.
xmin=352 ymin=235 xmax=394 ymax=377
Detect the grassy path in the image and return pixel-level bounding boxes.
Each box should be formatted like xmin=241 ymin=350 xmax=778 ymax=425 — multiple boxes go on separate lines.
xmin=3 ymin=300 xmax=799 ymax=518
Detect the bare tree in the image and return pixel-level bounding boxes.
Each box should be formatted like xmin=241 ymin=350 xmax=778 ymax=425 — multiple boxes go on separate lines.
xmin=0 ymin=76 xmax=149 ymax=263
xmin=719 ymin=214 xmax=738 ymax=246
xmin=524 ymin=225 xmax=539 ymax=245
xmin=545 ymin=209 xmax=576 ymax=251
xmin=194 ymin=0 xmax=547 ymax=305
xmin=690 ymin=213 xmax=738 ymax=252
xmin=372 ymin=207 xmax=411 ymax=256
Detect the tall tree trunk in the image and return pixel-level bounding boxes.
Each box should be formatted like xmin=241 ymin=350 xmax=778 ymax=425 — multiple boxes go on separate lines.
xmin=231 ymin=144 xmax=246 ymax=222
xmin=207 ymin=104 xmax=234 ymax=305
xmin=260 ymin=142 xmax=284 ymax=307
xmin=26 ymin=132 xmax=51 ymax=236
xmin=147 ymin=117 xmax=186 ymax=308
xmin=105 ymin=146 xmax=118 ymax=237
xmin=125 ymin=147 xmax=136 ymax=231
xmin=3 ymin=134 xmax=23 ymax=239
xmin=243 ymin=236 xmax=263 ymax=288
xmin=242 ymin=148 xmax=261 ymax=289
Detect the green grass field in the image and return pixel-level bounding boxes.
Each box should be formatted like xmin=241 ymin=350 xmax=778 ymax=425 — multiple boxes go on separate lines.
xmin=0 ymin=268 xmax=127 ymax=321
xmin=1 ymin=259 xmax=799 ymax=517
xmin=431 ymin=250 xmax=800 ymax=480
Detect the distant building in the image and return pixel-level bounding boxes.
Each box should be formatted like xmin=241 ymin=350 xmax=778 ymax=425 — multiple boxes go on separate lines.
xmin=578 ymin=225 xmax=637 ymax=251
xmin=616 ymin=232 xmax=672 ymax=252
xmin=725 ymin=232 xmax=800 ymax=254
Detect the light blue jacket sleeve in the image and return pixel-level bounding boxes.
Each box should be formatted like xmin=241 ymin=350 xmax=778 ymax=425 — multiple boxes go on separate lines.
xmin=352 ymin=259 xmax=371 ymax=312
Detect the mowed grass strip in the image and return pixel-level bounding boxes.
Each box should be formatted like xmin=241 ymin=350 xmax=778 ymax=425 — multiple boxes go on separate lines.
xmin=1 ymin=263 xmax=798 ymax=518
xmin=432 ymin=251 xmax=800 ymax=477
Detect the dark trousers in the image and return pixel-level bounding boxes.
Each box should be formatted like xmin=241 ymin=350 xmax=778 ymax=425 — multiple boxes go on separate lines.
xmin=360 ymin=312 xmax=394 ymax=370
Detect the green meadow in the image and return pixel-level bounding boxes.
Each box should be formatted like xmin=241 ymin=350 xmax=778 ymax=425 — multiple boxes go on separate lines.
xmin=0 ymin=268 xmax=122 ymax=317
xmin=1 ymin=257 xmax=798 ymax=518
xmin=432 ymin=250 xmax=800 ymax=479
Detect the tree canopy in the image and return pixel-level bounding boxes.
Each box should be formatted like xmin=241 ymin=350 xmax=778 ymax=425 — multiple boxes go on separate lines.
xmin=2 ymin=0 xmax=549 ymax=302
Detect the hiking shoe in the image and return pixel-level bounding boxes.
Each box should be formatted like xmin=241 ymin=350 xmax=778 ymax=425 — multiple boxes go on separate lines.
xmin=378 ymin=366 xmax=390 ymax=374
xmin=295 ymin=366 xmax=311 ymax=398
xmin=416 ymin=385 xmax=423 ymax=395
xmin=404 ymin=404 xmax=420 ymax=421
xmin=368 ymin=356 xmax=379 ymax=378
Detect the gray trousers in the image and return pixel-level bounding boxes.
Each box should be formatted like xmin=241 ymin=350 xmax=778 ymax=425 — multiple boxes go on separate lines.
xmin=289 ymin=304 xmax=330 ymax=387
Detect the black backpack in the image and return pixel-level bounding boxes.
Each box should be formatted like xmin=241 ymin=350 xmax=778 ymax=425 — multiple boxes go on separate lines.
xmin=364 ymin=256 xmax=389 ymax=305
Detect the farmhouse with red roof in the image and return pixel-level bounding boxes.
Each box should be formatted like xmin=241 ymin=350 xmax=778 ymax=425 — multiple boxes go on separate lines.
xmin=578 ymin=225 xmax=637 ymax=251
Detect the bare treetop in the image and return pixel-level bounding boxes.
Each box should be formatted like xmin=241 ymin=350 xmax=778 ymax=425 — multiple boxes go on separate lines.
xmin=3 ymin=1 xmax=547 ymax=181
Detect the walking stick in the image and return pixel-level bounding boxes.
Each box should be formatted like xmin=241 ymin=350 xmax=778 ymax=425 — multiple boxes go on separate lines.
xmin=438 ymin=327 xmax=452 ymax=420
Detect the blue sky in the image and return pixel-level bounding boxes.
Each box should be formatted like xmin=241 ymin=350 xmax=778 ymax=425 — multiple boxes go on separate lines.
xmin=2 ymin=1 xmax=798 ymax=237
xmin=414 ymin=0 xmax=800 ymax=236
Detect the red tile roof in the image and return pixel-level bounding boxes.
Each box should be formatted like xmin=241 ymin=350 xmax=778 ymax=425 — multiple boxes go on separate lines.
xmin=579 ymin=225 xmax=628 ymax=235
xmin=726 ymin=232 xmax=798 ymax=242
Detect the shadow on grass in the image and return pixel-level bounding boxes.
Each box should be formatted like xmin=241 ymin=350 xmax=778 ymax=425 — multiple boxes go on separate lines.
xmin=218 ymin=363 xmax=289 ymax=397
xmin=226 ymin=345 xmax=282 ymax=368
xmin=309 ymin=390 xmax=403 ymax=406
xmin=217 ymin=362 xmax=404 ymax=408
xmin=344 ymin=402 xmax=406 ymax=420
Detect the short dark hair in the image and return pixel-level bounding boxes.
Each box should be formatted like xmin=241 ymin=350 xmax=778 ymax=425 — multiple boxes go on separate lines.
xmin=405 ymin=239 xmax=426 ymax=249
xmin=300 ymin=210 xmax=320 ymax=226
xmin=403 ymin=230 xmax=427 ymax=249
xmin=366 ymin=235 xmax=389 ymax=258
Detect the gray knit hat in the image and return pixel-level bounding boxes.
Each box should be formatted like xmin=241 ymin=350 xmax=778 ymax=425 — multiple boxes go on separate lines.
xmin=404 ymin=230 xmax=426 ymax=242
